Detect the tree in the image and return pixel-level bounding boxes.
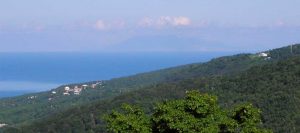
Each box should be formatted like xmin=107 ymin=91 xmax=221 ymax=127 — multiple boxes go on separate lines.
xmin=105 ymin=104 xmax=152 ymax=133
xmin=105 ymin=90 xmax=271 ymax=133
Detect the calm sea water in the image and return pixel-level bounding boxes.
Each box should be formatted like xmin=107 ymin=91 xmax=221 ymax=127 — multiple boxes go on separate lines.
xmin=0 ymin=52 xmax=235 ymax=98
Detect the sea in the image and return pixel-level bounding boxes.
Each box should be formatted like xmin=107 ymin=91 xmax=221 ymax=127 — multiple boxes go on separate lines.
xmin=0 ymin=52 xmax=235 ymax=98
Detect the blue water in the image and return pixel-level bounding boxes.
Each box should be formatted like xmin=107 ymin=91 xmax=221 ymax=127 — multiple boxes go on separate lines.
xmin=0 ymin=52 xmax=235 ymax=98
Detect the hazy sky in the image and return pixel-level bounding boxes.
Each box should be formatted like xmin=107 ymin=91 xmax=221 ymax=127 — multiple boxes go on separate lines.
xmin=1 ymin=0 xmax=300 ymax=52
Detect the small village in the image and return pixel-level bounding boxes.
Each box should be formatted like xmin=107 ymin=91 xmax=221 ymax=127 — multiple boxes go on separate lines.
xmin=27 ymin=95 xmax=37 ymax=99
xmin=26 ymin=81 xmax=104 ymax=101
xmin=62 ymin=81 xmax=103 ymax=96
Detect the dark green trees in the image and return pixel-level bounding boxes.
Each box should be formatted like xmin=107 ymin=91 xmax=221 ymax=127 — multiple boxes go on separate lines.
xmin=105 ymin=91 xmax=271 ymax=133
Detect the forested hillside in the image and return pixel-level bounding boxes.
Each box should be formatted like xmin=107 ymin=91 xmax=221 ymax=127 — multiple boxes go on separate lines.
xmin=0 ymin=50 xmax=272 ymax=125
xmin=0 ymin=53 xmax=262 ymax=126
xmin=2 ymin=44 xmax=299 ymax=133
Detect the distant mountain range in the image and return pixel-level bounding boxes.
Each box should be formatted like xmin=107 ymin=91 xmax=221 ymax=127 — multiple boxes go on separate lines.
xmin=0 ymin=44 xmax=300 ymax=133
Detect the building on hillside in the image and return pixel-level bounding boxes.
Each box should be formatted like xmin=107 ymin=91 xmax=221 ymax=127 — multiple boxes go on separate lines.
xmin=65 ymin=86 xmax=70 ymax=91
xmin=73 ymin=85 xmax=82 ymax=95
xmin=63 ymin=92 xmax=70 ymax=95
xmin=0 ymin=123 xmax=7 ymax=128
xmin=52 ymin=91 xmax=57 ymax=94
xmin=74 ymin=86 xmax=82 ymax=91
xmin=258 ymin=52 xmax=268 ymax=57
xmin=82 ymin=84 xmax=88 ymax=89
xmin=91 ymin=81 xmax=102 ymax=89
xmin=91 ymin=84 xmax=97 ymax=89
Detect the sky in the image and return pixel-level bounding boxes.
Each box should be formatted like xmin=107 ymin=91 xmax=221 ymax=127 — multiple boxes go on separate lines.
xmin=1 ymin=0 xmax=300 ymax=52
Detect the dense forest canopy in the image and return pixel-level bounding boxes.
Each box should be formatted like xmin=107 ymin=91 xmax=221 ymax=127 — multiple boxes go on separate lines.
xmin=106 ymin=91 xmax=271 ymax=133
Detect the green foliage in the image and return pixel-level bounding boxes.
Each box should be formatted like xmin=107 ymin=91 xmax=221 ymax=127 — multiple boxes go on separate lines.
xmin=151 ymin=92 xmax=224 ymax=133
xmin=231 ymin=103 xmax=268 ymax=133
xmin=105 ymin=104 xmax=152 ymax=133
xmin=106 ymin=91 xmax=271 ymax=133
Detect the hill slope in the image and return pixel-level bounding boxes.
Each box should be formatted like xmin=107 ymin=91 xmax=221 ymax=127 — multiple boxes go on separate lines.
xmin=9 ymin=54 xmax=300 ymax=133
xmin=0 ymin=54 xmax=265 ymax=125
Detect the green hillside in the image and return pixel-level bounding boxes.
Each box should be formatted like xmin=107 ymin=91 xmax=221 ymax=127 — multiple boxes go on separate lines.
xmin=0 ymin=53 xmax=265 ymax=125
xmin=7 ymin=53 xmax=300 ymax=133
xmin=1 ymin=44 xmax=300 ymax=133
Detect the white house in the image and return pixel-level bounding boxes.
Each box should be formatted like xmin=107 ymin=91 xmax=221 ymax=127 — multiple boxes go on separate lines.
xmin=52 ymin=91 xmax=57 ymax=94
xmin=258 ymin=52 xmax=268 ymax=57
xmin=91 ymin=84 xmax=97 ymax=89
xmin=82 ymin=84 xmax=88 ymax=89
xmin=74 ymin=86 xmax=82 ymax=95
xmin=65 ymin=86 xmax=70 ymax=91
xmin=0 ymin=123 xmax=7 ymax=128
xmin=74 ymin=89 xmax=81 ymax=95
